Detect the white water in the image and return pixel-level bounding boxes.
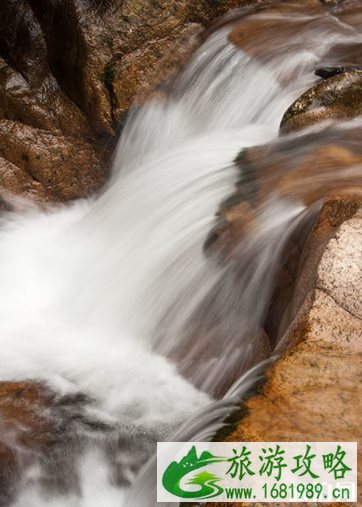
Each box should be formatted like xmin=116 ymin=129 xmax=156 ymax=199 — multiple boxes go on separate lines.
xmin=0 ymin=6 xmax=360 ymax=507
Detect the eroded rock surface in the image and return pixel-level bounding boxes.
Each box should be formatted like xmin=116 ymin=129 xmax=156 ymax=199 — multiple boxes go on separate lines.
xmin=0 ymin=0 xmax=260 ymax=209
xmin=225 ymin=127 xmax=362 ymax=210
xmin=205 ymin=119 xmax=362 ymax=369
xmin=207 ymin=199 xmax=362 ymax=507
xmin=280 ymin=70 xmax=362 ymax=134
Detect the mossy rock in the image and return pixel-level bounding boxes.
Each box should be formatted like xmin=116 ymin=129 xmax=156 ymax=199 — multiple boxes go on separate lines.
xmin=280 ymin=70 xmax=362 ymax=134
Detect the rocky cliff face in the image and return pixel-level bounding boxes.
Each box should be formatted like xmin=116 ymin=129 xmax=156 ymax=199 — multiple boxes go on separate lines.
xmin=0 ymin=0 xmax=262 ymax=209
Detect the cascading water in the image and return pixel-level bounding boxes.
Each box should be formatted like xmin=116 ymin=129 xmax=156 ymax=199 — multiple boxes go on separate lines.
xmin=0 ymin=3 xmax=362 ymax=506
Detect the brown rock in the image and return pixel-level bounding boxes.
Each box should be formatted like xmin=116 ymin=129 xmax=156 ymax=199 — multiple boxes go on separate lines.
xmin=0 ymin=0 xmax=264 ymax=137
xmin=278 ymin=198 xmax=362 ymax=342
xmin=0 ymin=382 xmax=55 ymax=503
xmin=100 ymin=0 xmax=275 ymax=119
xmin=1 ymin=0 xmax=360 ymax=206
xmin=206 ymin=200 xmax=258 ymax=260
xmin=0 ymin=0 xmax=109 ymax=206
xmin=229 ymin=7 xmax=323 ymax=62
xmin=1 ymin=0 xmax=256 ymax=207
xmin=113 ymin=23 xmax=203 ymax=116
xmin=280 ymin=71 xmax=362 ymax=134
xmin=0 ymin=121 xmax=106 ymax=202
xmin=207 ymin=198 xmax=362 ymax=507
xmin=0 ymin=382 xmax=117 ymax=504
xmin=215 ymin=284 xmax=362 ymax=506
xmin=316 ymin=209 xmax=362 ymax=319
xmin=232 ymin=127 xmax=362 ymax=208
xmin=225 ymin=0 xmax=355 ymax=66
xmin=278 ymin=144 xmax=362 ymax=205
xmin=206 ymin=124 xmax=362 ymax=348
xmin=0 ymin=382 xmax=54 ymax=449
xmin=0 ymin=157 xmax=53 ymax=210
xmin=172 ymin=323 xmax=272 ymax=398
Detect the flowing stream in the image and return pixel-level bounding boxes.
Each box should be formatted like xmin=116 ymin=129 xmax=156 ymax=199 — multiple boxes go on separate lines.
xmin=0 ymin=4 xmax=361 ymax=506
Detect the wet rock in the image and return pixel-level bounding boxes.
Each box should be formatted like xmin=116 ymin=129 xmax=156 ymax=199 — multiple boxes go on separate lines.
xmin=0 ymin=0 xmax=109 ymax=206
xmin=205 ymin=200 xmax=258 ymax=259
xmin=207 ymin=199 xmax=362 ymax=507
xmin=0 ymin=157 xmax=53 ymax=210
xmin=277 ymin=143 xmax=362 ymax=205
xmin=320 ymin=0 xmax=350 ymax=4
xmin=280 ymin=71 xmax=362 ymax=134
xmin=0 ymin=0 xmax=261 ymax=135
xmin=0 ymin=382 xmax=55 ymax=504
xmin=316 ymin=66 xmax=362 ymax=79
xmin=0 ymin=0 xmax=269 ymax=207
xmin=88 ymin=0 xmax=263 ymax=120
xmin=0 ymin=382 xmax=54 ymax=448
xmin=0 ymin=121 xmax=106 ymax=201
xmin=0 ymin=381 xmax=128 ymax=504
xmin=172 ymin=322 xmax=272 ymax=398
xmin=226 ymin=1 xmax=353 ymax=69
xmin=229 ymin=127 xmax=362 ymax=208
xmin=207 ymin=126 xmax=362 ymax=349
xmin=228 ymin=4 xmax=324 ymax=64
xmin=1 ymin=0 xmax=360 ymax=207
xmin=113 ymin=23 xmax=203 ymax=116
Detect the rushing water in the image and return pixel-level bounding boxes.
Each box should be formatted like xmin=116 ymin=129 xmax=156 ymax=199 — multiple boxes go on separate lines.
xmin=1 ymin=3 xmax=362 ymax=506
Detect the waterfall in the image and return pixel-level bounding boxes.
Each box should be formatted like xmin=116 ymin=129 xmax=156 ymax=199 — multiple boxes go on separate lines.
xmin=0 ymin=4 xmax=361 ymax=506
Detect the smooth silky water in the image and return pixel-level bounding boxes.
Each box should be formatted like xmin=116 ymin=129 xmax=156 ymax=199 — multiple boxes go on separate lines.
xmin=0 ymin=4 xmax=361 ymax=506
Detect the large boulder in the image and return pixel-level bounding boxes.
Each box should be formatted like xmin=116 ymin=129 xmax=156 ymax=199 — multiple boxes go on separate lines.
xmin=206 ymin=198 xmax=362 ymax=507
xmin=0 ymin=0 xmax=110 ymax=208
xmin=280 ymin=71 xmax=362 ymax=134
